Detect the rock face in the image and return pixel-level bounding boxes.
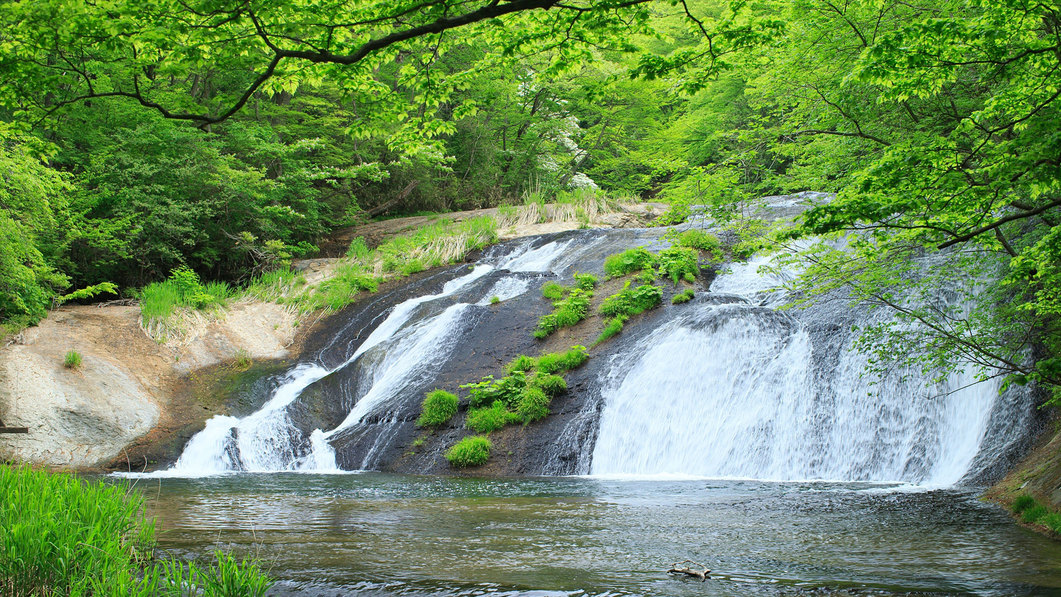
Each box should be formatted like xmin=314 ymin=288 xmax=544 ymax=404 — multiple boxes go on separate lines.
xmin=0 ymin=302 xmax=303 ymax=470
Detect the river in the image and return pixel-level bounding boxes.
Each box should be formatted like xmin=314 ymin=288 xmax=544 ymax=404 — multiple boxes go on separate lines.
xmin=138 ymin=473 xmax=1061 ymax=596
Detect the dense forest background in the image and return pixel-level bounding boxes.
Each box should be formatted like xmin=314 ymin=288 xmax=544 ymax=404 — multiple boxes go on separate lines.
xmin=0 ymin=0 xmax=1058 ymax=399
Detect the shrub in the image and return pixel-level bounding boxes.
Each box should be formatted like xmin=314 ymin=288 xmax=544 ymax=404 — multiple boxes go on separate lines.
xmin=541 ymin=281 xmax=566 ymax=300
xmin=63 ymin=350 xmax=82 ymax=369
xmin=530 ymin=373 xmax=567 ymax=397
xmin=1022 ymin=504 xmax=1049 ymax=524
xmin=536 ymin=346 xmax=589 ymax=374
xmin=506 ymin=355 xmax=536 ymax=374
xmin=534 ymin=288 xmax=591 ymax=339
xmin=677 ymin=229 xmax=723 ymax=260
xmin=417 ymin=389 xmax=459 ymax=427
xmin=604 ymin=247 xmax=657 ymax=278
xmin=573 ymin=272 xmax=598 ymax=291
xmin=672 ymin=288 xmax=696 ymax=304
xmin=594 ymin=315 xmax=627 ymax=345
xmin=1012 ymin=494 xmax=1037 ymax=514
xmin=466 ymin=400 xmax=520 ymax=433
xmin=461 ymin=372 xmax=527 ymax=408
xmin=599 ymin=282 xmax=663 ymax=317
xmin=446 ymin=436 xmax=492 ymax=468
xmin=517 ymin=387 xmax=550 ymax=423
xmin=0 ymin=465 xmax=272 ymax=596
xmin=656 ymin=247 xmax=700 ymax=286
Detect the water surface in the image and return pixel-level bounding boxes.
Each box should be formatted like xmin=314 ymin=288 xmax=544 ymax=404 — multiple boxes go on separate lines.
xmin=133 ymin=473 xmax=1061 ymax=596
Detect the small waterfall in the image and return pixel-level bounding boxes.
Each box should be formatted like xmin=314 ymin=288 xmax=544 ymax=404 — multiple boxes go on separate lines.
xmin=588 ymin=250 xmax=1034 ymax=485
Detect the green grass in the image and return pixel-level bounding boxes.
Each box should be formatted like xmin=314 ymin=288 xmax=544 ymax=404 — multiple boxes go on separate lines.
xmin=535 ymin=346 xmax=589 ymax=374
xmin=416 ymin=389 xmax=459 ymax=427
xmin=672 ymin=288 xmax=696 ymax=304
xmin=603 ymin=247 xmax=657 ymax=278
xmin=63 ymin=350 xmax=82 ymax=369
xmin=573 ymin=272 xmax=598 ymax=291
xmin=677 ymin=229 xmax=724 ymax=261
xmin=1012 ymin=494 xmax=1037 ymax=514
xmin=466 ymin=400 xmax=521 ymax=433
xmin=599 ymin=281 xmax=663 ymax=318
xmin=516 ymin=386 xmax=550 ymax=423
xmin=489 ymin=295 xmax=501 ymax=305
xmin=0 ymin=465 xmax=271 ymax=597
xmin=541 ymin=281 xmax=566 ymax=300
xmin=137 ymin=266 xmax=235 ymax=334
xmin=594 ymin=314 xmax=627 ymax=345
xmin=534 ymin=287 xmax=592 ymax=339
xmin=1010 ymin=493 xmax=1061 ymax=532
xmin=446 ymin=436 xmax=492 ymax=468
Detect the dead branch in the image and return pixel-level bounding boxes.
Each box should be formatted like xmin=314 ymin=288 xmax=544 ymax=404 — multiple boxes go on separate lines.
xmin=667 ymin=560 xmax=711 ymax=582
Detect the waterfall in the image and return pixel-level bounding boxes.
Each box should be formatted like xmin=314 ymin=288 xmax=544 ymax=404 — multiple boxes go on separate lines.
xmin=149 ymin=234 xmax=604 ymax=477
xmin=588 ymin=251 xmax=1034 ymax=485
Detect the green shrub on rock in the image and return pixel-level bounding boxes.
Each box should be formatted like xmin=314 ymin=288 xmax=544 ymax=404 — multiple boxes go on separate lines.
xmin=446 ymin=436 xmax=492 ymax=468
xmin=416 ymin=389 xmax=458 ymax=427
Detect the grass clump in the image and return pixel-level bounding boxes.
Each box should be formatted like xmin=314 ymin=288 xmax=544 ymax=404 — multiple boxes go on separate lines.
xmin=535 ymin=345 xmax=589 ymax=374
xmin=466 ymin=400 xmax=521 ymax=433
xmin=1022 ymin=503 xmax=1050 ymax=524
xmin=489 ymin=295 xmax=501 ymax=305
xmin=462 ymin=371 xmax=528 ymax=408
xmin=672 ymin=288 xmax=696 ymax=304
xmin=573 ymin=272 xmax=598 ymax=291
xmin=506 ymin=354 xmax=536 ymax=374
xmin=0 ymin=465 xmax=272 ymax=597
xmin=534 ymin=287 xmax=591 ymax=339
xmin=417 ymin=389 xmax=459 ymax=427
xmin=541 ymin=281 xmax=566 ymax=300
xmin=1012 ymin=494 xmax=1037 ymax=514
xmin=138 ymin=266 xmax=234 ymax=325
xmin=604 ymin=247 xmax=657 ymax=278
xmin=599 ymin=282 xmax=663 ymax=318
xmin=446 ymin=436 xmax=492 ymax=468
xmin=677 ymin=229 xmax=724 ymax=261
xmin=63 ymin=350 xmax=82 ymax=369
xmin=516 ymin=386 xmax=550 ymax=423
xmin=594 ymin=315 xmax=628 ymax=345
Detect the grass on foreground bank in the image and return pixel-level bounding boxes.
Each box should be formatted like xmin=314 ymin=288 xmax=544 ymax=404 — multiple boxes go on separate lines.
xmin=136 ymin=191 xmax=621 ymax=342
xmin=1011 ymin=493 xmax=1061 ymax=534
xmin=0 ymin=465 xmax=271 ymax=597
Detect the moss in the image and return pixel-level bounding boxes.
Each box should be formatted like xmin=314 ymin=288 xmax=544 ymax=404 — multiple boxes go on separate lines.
xmin=446 ymin=436 xmax=492 ymax=468
xmin=417 ymin=389 xmax=459 ymax=427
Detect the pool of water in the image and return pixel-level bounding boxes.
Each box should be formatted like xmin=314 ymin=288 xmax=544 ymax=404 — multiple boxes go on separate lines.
xmin=129 ymin=473 xmax=1061 ymax=596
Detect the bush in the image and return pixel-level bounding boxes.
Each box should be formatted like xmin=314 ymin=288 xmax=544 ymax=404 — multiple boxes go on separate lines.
xmin=446 ymin=436 xmax=492 ymax=468
xmin=0 ymin=465 xmax=272 ymax=597
xmin=599 ymin=282 xmax=663 ymax=317
xmin=536 ymin=346 xmax=589 ymax=374
xmin=417 ymin=389 xmax=459 ymax=427
xmin=530 ymin=373 xmax=567 ymax=396
xmin=677 ymin=229 xmax=723 ymax=260
xmin=534 ymin=288 xmax=591 ymax=339
xmin=461 ymin=372 xmax=527 ymax=408
xmin=1012 ymin=494 xmax=1037 ymax=514
xmin=1022 ymin=504 xmax=1049 ymax=524
xmin=672 ymin=288 xmax=695 ymax=304
xmin=517 ymin=387 xmax=550 ymax=423
xmin=655 ymin=247 xmax=699 ymax=286
xmin=466 ymin=400 xmax=520 ymax=433
xmin=506 ymin=354 xmax=536 ymax=374
xmin=541 ymin=281 xmax=566 ymax=300
xmin=573 ymin=272 xmax=598 ymax=290
xmin=63 ymin=350 xmax=82 ymax=369
xmin=604 ymin=247 xmax=657 ymax=278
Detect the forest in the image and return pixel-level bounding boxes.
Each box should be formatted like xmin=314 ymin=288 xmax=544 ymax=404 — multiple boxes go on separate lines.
xmin=1 ymin=0 xmax=1058 ymax=402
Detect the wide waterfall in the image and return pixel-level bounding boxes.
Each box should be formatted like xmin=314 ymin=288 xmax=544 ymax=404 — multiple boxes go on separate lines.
xmin=154 ymin=225 xmax=1035 ymax=486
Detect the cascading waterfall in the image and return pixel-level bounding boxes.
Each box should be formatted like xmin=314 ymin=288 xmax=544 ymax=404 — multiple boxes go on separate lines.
xmin=588 ymin=249 xmax=1033 ymax=484
xmin=153 ymin=234 xmax=604 ymax=476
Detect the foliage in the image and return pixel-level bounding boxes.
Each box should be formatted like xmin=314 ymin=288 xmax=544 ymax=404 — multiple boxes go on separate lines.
xmin=0 ymin=465 xmax=271 ymax=597
xmin=677 ymin=229 xmax=723 ymax=261
xmin=671 ymin=288 xmax=695 ymax=304
xmin=599 ymin=282 xmax=662 ymax=318
xmin=535 ymin=346 xmax=590 ymax=375
xmin=516 ymin=386 xmax=551 ymax=424
xmin=604 ymin=247 xmax=657 ymax=278
xmin=138 ymin=266 xmax=234 ymax=325
xmin=594 ymin=315 xmax=628 ymax=345
xmin=466 ymin=400 xmax=520 ymax=433
xmin=446 ymin=436 xmax=492 ymax=468
xmin=534 ymin=287 xmax=592 ymax=339
xmin=655 ymin=246 xmax=699 ymax=286
xmin=461 ymin=371 xmax=528 ymax=409
xmin=530 ymin=373 xmax=567 ymax=397
xmin=541 ymin=281 xmax=566 ymax=301
xmin=417 ymin=389 xmax=459 ymax=428
xmin=506 ymin=355 xmax=537 ymax=374
xmin=63 ymin=350 xmax=82 ymax=369
xmin=573 ymin=273 xmax=599 ymax=291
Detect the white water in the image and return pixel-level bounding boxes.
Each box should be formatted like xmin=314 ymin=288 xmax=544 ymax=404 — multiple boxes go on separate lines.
xmin=148 ymin=238 xmax=577 ymax=477
xmin=591 ymin=255 xmax=1010 ymax=485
